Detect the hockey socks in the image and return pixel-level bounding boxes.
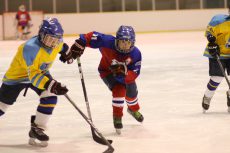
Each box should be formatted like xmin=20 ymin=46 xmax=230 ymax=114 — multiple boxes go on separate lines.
xmin=204 ymin=76 xmax=222 ymax=98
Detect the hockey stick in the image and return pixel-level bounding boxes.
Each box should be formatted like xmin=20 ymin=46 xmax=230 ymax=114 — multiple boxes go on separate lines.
xmin=216 ymin=55 xmax=230 ymax=88
xmin=64 ymin=94 xmax=114 ymax=153
xmin=76 ymin=57 xmax=113 ymax=145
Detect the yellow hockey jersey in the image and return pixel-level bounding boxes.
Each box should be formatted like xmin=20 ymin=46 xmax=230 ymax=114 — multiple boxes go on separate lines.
xmin=3 ymin=36 xmax=64 ymax=90
xmin=204 ymin=14 xmax=230 ymax=59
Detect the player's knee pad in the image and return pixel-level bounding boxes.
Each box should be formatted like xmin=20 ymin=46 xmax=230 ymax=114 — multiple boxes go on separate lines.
xmin=102 ymin=74 xmax=117 ymax=91
xmin=40 ymin=90 xmax=56 ymax=98
xmin=37 ymin=96 xmax=57 ymax=115
xmin=125 ymin=83 xmax=139 ymax=111
xmin=126 ymin=82 xmax=138 ymax=98
xmin=0 ymin=101 xmax=10 ymax=116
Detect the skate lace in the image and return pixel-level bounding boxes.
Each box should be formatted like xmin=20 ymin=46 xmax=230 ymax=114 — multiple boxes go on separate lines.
xmin=113 ymin=118 xmax=122 ymax=124
xmin=34 ymin=128 xmax=46 ymax=136
xmin=133 ymin=111 xmax=142 ymax=119
xmin=203 ymin=96 xmax=211 ymax=105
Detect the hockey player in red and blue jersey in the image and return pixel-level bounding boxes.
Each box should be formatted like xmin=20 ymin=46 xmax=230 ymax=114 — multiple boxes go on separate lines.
xmin=70 ymin=25 xmax=144 ymax=134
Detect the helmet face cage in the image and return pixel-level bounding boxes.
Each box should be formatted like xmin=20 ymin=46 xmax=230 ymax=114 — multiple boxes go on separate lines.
xmin=41 ymin=34 xmax=61 ymax=49
xmin=39 ymin=18 xmax=63 ymax=49
xmin=117 ymin=39 xmax=132 ymax=53
xmin=115 ymin=25 xmax=135 ymax=53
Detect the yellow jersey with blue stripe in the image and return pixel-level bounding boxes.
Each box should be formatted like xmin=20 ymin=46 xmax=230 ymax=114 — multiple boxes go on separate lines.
xmin=3 ymin=36 xmax=64 ymax=90
xmin=204 ymin=14 xmax=230 ymax=59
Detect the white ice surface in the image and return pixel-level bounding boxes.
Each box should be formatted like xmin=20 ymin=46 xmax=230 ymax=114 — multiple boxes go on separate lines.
xmin=1 ymin=32 xmax=230 ymax=153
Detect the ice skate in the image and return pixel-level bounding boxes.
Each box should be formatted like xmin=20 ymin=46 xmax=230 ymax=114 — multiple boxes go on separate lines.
xmin=227 ymin=91 xmax=230 ymax=113
xmin=202 ymin=95 xmax=211 ymax=113
xmin=113 ymin=117 xmax=123 ymax=135
xmin=127 ymin=108 xmax=144 ymax=122
xmin=28 ymin=116 xmax=49 ymax=147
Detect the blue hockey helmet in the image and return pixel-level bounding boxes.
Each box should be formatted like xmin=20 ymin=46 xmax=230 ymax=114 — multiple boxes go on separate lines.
xmin=38 ymin=17 xmax=64 ymax=49
xmin=115 ymin=25 xmax=135 ymax=53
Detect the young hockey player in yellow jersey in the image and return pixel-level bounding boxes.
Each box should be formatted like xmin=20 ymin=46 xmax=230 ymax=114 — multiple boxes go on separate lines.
xmin=202 ymin=6 xmax=230 ymax=113
xmin=0 ymin=18 xmax=74 ymax=146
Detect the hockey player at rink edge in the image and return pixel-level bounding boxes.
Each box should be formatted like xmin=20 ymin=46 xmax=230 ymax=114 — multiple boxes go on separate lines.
xmin=202 ymin=6 xmax=230 ymax=113
xmin=0 ymin=17 xmax=74 ymax=146
xmin=69 ymin=25 xmax=144 ymax=134
xmin=15 ymin=4 xmax=32 ymax=40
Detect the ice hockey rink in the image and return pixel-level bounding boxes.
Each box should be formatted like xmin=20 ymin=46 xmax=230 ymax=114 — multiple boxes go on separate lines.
xmin=1 ymin=31 xmax=230 ymax=153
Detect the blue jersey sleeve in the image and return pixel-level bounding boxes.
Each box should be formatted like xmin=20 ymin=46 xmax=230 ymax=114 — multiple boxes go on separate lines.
xmin=80 ymin=31 xmax=115 ymax=49
xmin=128 ymin=47 xmax=142 ymax=76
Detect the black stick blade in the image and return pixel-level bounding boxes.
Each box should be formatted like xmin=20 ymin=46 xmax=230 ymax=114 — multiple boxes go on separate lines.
xmin=91 ymin=127 xmax=113 ymax=145
xmin=103 ymin=147 xmax=115 ymax=153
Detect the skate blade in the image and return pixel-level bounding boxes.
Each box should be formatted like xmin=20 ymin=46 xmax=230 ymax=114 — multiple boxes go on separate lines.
xmin=228 ymin=107 xmax=230 ymax=113
xmin=115 ymin=129 xmax=121 ymax=135
xmin=29 ymin=138 xmax=48 ymax=147
xmin=203 ymin=109 xmax=207 ymax=114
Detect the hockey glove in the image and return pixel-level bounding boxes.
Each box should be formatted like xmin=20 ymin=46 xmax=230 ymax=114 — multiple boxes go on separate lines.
xmin=45 ymin=80 xmax=68 ymax=95
xmin=207 ymin=34 xmax=216 ymax=43
xmin=70 ymin=39 xmax=86 ymax=59
xmin=59 ymin=43 xmax=74 ymax=64
xmin=109 ymin=59 xmax=127 ymax=76
xmin=208 ymin=42 xmax=220 ymax=58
